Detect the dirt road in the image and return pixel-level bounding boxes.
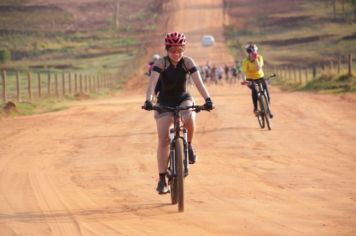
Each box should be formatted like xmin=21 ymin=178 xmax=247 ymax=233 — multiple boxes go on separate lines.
xmin=1 ymin=0 xmax=356 ymax=235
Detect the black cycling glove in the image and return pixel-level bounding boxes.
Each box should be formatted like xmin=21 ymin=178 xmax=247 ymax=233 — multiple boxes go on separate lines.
xmin=204 ymin=97 xmax=214 ymax=111
xmin=143 ymin=100 xmax=153 ymax=110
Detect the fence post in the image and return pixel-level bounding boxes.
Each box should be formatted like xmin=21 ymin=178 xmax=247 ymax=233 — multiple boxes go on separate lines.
xmin=38 ymin=73 xmax=41 ymax=98
xmin=75 ymin=73 xmax=78 ymax=93
xmin=93 ymin=75 xmax=96 ymax=92
xmin=47 ymin=72 xmax=51 ymax=96
xmin=2 ymin=70 xmax=6 ymax=103
xmin=28 ymin=72 xmax=32 ymax=101
xmin=62 ymin=72 xmax=65 ymax=96
xmin=293 ymin=68 xmax=297 ymax=83
xmin=329 ymin=60 xmax=333 ymax=74
xmin=337 ymin=56 xmax=341 ymax=75
xmin=312 ymin=66 xmax=317 ymax=79
xmin=88 ymin=75 xmax=91 ymax=92
xmin=348 ymin=53 xmax=352 ymax=76
xmin=16 ymin=71 xmax=20 ymax=102
xmin=79 ymin=74 xmax=83 ymax=93
xmin=55 ymin=73 xmax=59 ymax=98
xmin=97 ymin=73 xmax=100 ymax=89
xmin=298 ymin=68 xmax=302 ymax=84
xmin=84 ymin=75 xmax=89 ymax=93
xmin=68 ymin=72 xmax=72 ymax=95
xmin=99 ymin=73 xmax=102 ymax=88
xmin=84 ymin=75 xmax=88 ymax=92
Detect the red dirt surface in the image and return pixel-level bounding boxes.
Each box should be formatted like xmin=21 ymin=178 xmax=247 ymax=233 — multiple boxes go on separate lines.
xmin=1 ymin=0 xmax=356 ymax=235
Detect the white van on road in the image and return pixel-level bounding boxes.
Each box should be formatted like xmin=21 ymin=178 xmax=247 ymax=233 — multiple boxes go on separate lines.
xmin=201 ymin=35 xmax=215 ymax=46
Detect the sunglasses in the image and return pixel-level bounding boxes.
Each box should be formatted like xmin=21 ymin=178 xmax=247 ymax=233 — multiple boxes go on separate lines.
xmin=168 ymin=47 xmax=185 ymax=54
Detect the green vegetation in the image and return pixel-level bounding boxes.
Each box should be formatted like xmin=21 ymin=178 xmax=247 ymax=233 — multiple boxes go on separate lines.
xmin=303 ymin=74 xmax=356 ymax=92
xmin=0 ymin=49 xmax=11 ymax=63
xmin=0 ymin=0 xmax=162 ymax=116
xmin=272 ymin=73 xmax=356 ymax=93
xmin=1 ymin=98 xmax=72 ymax=117
xmin=224 ymin=0 xmax=356 ymax=93
xmin=0 ymin=0 xmax=157 ymax=74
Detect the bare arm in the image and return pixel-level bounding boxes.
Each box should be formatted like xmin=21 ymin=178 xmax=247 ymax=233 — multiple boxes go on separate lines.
xmin=191 ymin=71 xmax=210 ymax=100
xmin=255 ymin=61 xmax=262 ymax=70
xmin=255 ymin=55 xmax=263 ymax=70
xmin=145 ymin=71 xmax=160 ymax=101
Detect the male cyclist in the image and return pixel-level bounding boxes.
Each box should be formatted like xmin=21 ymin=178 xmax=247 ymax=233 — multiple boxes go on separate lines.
xmin=142 ymin=32 xmax=214 ymax=194
xmin=241 ymin=43 xmax=272 ymax=118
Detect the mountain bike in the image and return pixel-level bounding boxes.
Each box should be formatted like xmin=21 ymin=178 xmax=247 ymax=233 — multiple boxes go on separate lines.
xmin=143 ymin=104 xmax=208 ymax=212
xmin=242 ymin=74 xmax=275 ymax=130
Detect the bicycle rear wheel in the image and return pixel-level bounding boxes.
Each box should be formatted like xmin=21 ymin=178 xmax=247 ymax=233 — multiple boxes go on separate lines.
xmin=261 ymin=94 xmax=272 ymax=130
xmin=257 ymin=97 xmax=265 ymax=128
xmin=175 ymin=138 xmax=184 ymax=212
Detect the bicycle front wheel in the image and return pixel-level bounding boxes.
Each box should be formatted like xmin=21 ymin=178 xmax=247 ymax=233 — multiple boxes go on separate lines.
xmin=175 ymin=138 xmax=185 ymax=212
xmin=168 ymin=158 xmax=178 ymax=205
xmin=257 ymin=97 xmax=265 ymax=128
xmin=261 ymin=94 xmax=272 ymax=130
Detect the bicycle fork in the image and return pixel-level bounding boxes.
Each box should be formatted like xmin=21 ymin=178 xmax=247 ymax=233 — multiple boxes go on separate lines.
xmin=183 ymin=128 xmax=189 ymax=176
xmin=168 ymin=128 xmax=189 ymax=177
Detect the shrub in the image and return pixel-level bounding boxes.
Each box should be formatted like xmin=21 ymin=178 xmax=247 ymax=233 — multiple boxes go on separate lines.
xmin=0 ymin=49 xmax=11 ymax=63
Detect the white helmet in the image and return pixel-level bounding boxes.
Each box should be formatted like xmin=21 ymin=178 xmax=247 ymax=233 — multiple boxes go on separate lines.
xmin=152 ymin=54 xmax=160 ymax=61
xmin=245 ymin=43 xmax=258 ymax=53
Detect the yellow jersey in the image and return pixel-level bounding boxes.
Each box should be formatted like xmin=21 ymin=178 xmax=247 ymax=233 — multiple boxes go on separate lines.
xmin=242 ymin=55 xmax=264 ymax=80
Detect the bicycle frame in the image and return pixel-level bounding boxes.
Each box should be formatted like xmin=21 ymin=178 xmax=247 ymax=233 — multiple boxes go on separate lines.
xmin=251 ymin=80 xmax=269 ymax=105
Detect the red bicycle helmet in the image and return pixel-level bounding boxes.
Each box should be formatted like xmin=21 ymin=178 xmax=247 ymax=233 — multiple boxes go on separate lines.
xmin=165 ymin=32 xmax=187 ymax=46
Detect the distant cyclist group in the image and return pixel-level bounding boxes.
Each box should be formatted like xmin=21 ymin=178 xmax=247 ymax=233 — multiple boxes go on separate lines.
xmin=142 ymin=32 xmax=273 ymax=202
xmin=147 ymin=56 xmax=243 ymax=86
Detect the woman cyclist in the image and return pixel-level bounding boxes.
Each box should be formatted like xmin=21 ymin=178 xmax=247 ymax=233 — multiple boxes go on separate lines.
xmin=142 ymin=32 xmax=214 ymax=194
xmin=241 ymin=43 xmax=273 ymax=118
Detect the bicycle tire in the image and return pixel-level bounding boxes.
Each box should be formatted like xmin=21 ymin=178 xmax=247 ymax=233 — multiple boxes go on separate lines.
xmin=261 ymin=94 xmax=272 ymax=130
xmin=175 ymin=138 xmax=185 ymax=212
xmin=169 ymin=158 xmax=178 ymax=205
xmin=257 ymin=97 xmax=265 ymax=128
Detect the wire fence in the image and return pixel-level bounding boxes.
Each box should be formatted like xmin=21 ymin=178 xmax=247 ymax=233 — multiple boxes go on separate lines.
xmin=1 ymin=43 xmax=146 ymax=104
xmin=264 ymin=53 xmax=354 ymax=85
xmin=1 ymin=70 xmax=116 ymax=103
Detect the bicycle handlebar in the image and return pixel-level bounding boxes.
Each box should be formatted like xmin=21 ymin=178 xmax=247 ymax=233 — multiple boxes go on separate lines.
xmin=141 ymin=104 xmax=208 ymax=112
xmin=241 ymin=74 xmax=276 ymax=86
xmin=265 ymin=73 xmax=276 ymax=80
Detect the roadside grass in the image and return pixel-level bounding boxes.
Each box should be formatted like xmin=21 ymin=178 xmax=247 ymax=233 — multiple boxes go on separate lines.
xmin=272 ymin=73 xmax=356 ymax=93
xmin=0 ymin=99 xmax=66 ymax=117
xmin=303 ymin=74 xmax=356 ymax=92
xmin=0 ymin=87 xmax=118 ymax=118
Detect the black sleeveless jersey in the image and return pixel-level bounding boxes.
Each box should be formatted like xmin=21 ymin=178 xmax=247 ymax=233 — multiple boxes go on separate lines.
xmin=152 ymin=56 xmax=197 ymax=106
